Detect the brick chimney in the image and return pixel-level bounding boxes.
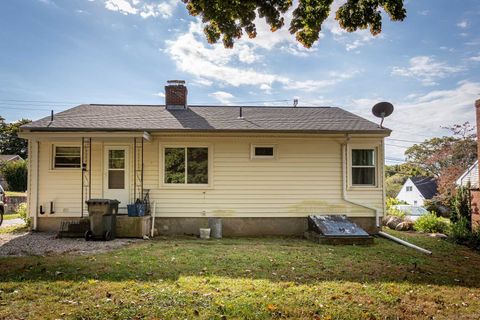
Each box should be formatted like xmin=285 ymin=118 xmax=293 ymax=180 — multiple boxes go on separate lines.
xmin=165 ymin=80 xmax=187 ymax=109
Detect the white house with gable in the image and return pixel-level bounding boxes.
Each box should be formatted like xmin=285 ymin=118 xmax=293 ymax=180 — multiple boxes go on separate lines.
xmin=396 ymin=177 xmax=437 ymax=207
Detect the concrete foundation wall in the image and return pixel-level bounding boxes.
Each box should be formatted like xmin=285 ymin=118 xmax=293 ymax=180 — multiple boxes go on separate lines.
xmin=37 ymin=216 xmax=379 ymax=236
xmin=37 ymin=217 xmax=83 ymax=232
xmin=154 ymin=216 xmax=379 ymax=236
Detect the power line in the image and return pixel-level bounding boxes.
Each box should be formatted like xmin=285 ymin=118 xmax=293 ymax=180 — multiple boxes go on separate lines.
xmin=385 ymin=143 xmax=411 ymax=149
xmin=0 ymin=98 xmax=84 ymax=104
xmin=386 ymin=138 xmax=424 ymax=144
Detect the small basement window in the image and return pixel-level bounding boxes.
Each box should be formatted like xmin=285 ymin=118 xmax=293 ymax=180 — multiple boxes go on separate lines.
xmin=54 ymin=146 xmax=81 ymax=169
xmin=351 ymin=149 xmax=376 ymax=186
xmin=251 ymin=145 xmax=276 ymax=159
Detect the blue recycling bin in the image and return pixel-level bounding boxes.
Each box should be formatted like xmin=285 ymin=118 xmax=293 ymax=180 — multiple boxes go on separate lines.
xmin=127 ymin=203 xmax=146 ymax=217
xmin=127 ymin=204 xmax=137 ymax=217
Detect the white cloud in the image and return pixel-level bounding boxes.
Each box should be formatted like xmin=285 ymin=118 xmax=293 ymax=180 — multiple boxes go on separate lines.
xmin=391 ymin=56 xmax=463 ymax=86
xmin=457 ymin=20 xmax=468 ymax=28
xmin=260 ymin=84 xmax=272 ymax=94
xmin=105 ymin=0 xmax=138 ymax=15
xmin=153 ymin=92 xmax=165 ymax=98
xmin=209 ymin=91 xmax=235 ymax=104
xmin=284 ymin=70 xmax=359 ymax=92
xmin=352 ymin=81 xmax=480 ymax=161
xmin=165 ymin=21 xmax=358 ymax=91
xmin=470 ymin=55 xmax=480 ymax=62
xmin=104 ymin=0 xmax=178 ymax=19
xmin=418 ymin=10 xmax=429 ymax=16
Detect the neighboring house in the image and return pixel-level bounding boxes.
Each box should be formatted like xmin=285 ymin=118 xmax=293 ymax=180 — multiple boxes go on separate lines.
xmin=396 ymin=177 xmax=437 ymax=207
xmin=456 ymin=160 xmax=479 ymax=189
xmin=0 ymin=154 xmax=23 ymax=189
xmin=0 ymin=155 xmax=23 ymax=163
xmin=471 ymin=100 xmax=480 ymax=229
xmin=19 ymin=81 xmax=390 ymax=236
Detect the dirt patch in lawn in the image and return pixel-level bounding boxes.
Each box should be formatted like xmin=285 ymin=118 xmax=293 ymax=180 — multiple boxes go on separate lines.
xmin=0 ymin=232 xmax=141 ymax=256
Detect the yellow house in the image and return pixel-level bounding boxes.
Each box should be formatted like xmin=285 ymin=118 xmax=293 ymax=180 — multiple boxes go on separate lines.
xmin=20 ymin=81 xmax=390 ymax=236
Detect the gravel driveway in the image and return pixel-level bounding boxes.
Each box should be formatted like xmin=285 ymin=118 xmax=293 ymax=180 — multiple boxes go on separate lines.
xmin=0 ymin=232 xmax=141 ymax=256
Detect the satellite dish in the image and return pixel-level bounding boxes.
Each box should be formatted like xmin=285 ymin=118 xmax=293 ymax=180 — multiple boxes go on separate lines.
xmin=372 ymin=102 xmax=394 ymax=128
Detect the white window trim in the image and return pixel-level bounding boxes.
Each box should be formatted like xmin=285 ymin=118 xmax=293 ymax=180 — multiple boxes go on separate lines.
xmin=250 ymin=144 xmax=277 ymax=160
xmin=160 ymin=143 xmax=213 ymax=189
xmin=51 ymin=144 xmax=82 ymax=170
xmin=347 ymin=145 xmax=381 ymax=190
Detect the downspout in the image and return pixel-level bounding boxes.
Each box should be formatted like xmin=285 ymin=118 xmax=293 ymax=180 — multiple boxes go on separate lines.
xmin=341 ymin=136 xmax=380 ymax=228
xmin=381 ymin=138 xmax=386 ymax=227
xmin=33 ymin=140 xmax=40 ymax=230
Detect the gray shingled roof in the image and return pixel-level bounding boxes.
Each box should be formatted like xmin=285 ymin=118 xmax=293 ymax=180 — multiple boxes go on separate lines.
xmin=21 ymin=104 xmax=390 ymax=134
xmin=411 ymin=177 xmax=438 ymax=200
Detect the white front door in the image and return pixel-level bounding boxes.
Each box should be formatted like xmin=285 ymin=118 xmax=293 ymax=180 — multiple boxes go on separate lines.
xmin=104 ymin=146 xmax=129 ymax=208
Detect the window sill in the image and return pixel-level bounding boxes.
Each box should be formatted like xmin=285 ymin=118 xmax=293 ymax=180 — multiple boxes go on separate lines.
xmin=160 ymin=184 xmax=214 ymax=190
xmin=48 ymin=168 xmax=82 ymax=173
xmin=348 ymin=185 xmax=382 ymax=191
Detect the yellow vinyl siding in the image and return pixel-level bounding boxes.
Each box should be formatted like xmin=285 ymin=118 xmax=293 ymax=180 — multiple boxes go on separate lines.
xmin=33 ymin=134 xmax=385 ymax=218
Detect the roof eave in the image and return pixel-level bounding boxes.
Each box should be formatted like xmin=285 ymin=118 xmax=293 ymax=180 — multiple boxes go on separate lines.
xmin=20 ymin=127 xmax=392 ymax=135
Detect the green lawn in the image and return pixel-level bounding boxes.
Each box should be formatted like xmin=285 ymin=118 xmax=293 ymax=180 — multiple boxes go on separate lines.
xmin=3 ymin=213 xmax=21 ymax=220
xmin=1 ymin=232 xmax=480 ymax=319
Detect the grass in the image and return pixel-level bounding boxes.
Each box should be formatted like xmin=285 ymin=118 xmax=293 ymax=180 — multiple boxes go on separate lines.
xmin=0 ymin=224 xmax=28 ymax=234
xmin=3 ymin=213 xmax=21 ymax=220
xmin=1 ymin=232 xmax=480 ymax=319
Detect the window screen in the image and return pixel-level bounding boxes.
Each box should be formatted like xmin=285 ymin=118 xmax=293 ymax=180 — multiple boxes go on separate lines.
xmin=164 ymin=147 xmax=208 ymax=184
xmin=351 ymin=149 xmax=376 ymax=186
xmin=107 ymin=149 xmax=125 ymax=189
xmin=54 ymin=146 xmax=81 ymax=168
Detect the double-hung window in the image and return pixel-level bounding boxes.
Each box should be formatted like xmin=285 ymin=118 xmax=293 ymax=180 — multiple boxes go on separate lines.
xmin=53 ymin=146 xmax=81 ymax=169
xmin=164 ymin=147 xmax=209 ymax=185
xmin=351 ymin=149 xmax=376 ymax=186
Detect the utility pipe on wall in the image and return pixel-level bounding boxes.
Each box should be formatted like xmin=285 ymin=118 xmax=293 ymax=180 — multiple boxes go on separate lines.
xmin=341 ymin=140 xmax=380 ymax=228
xmin=150 ymin=201 xmax=156 ymax=238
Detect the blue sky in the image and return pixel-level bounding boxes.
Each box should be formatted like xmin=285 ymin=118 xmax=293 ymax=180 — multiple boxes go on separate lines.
xmin=1 ymin=0 xmax=479 ymax=163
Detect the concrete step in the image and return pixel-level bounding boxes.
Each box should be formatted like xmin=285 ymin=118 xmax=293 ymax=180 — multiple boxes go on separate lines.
xmin=304 ymin=231 xmax=374 ymax=245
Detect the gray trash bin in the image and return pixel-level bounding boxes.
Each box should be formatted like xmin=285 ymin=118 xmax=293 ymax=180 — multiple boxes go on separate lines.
xmin=208 ymin=217 xmax=222 ymax=239
xmin=85 ymin=199 xmax=119 ymax=241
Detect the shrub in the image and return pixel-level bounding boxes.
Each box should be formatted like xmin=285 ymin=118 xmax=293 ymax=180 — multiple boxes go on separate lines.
xmin=450 ymin=186 xmax=472 ymax=228
xmin=386 ymin=207 xmax=406 ymax=219
xmin=1 ymin=160 xmax=27 ymax=192
xmin=386 ymin=197 xmax=406 ymax=208
xmin=448 ymin=217 xmax=471 ymax=243
xmin=414 ymin=212 xmax=449 ymax=233
xmin=16 ymin=202 xmax=30 ymax=227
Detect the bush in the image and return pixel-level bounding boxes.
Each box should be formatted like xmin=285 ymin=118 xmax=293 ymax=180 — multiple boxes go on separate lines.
xmin=385 ymin=197 xmax=407 ymax=219
xmin=414 ymin=212 xmax=450 ymax=233
xmin=386 ymin=207 xmax=406 ymax=219
xmin=16 ymin=202 xmax=30 ymax=227
xmin=450 ymin=186 xmax=472 ymax=228
xmin=1 ymin=160 xmax=27 ymax=191
xmin=448 ymin=217 xmax=471 ymax=243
